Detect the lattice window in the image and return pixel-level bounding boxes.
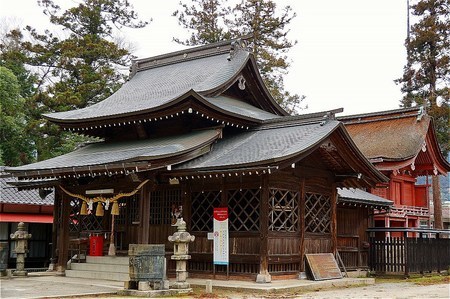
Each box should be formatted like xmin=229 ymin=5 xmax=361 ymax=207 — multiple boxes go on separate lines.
xmin=69 ymin=198 xmax=103 ymax=233
xmin=305 ymin=193 xmax=331 ymax=233
xmin=268 ymin=189 xmax=299 ymax=232
xmin=116 ymin=194 xmax=139 ymax=225
xmin=191 ymin=191 xmax=221 ymax=232
xmin=149 ymin=189 xmax=182 ymax=225
xmin=228 ymin=189 xmax=260 ymax=232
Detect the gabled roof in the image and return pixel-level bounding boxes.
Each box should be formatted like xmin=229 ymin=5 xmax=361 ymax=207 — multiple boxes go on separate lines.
xmin=338 ymin=187 xmax=393 ymax=208
xmin=44 ymin=38 xmax=286 ymax=128
xmin=339 ymin=107 xmax=450 ymax=175
xmin=0 ymin=167 xmax=54 ymax=205
xmin=174 ymin=111 xmax=388 ymax=188
xmin=5 ymin=129 xmax=222 ymax=179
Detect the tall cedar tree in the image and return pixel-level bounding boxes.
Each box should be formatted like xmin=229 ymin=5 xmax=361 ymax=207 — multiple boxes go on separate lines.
xmin=0 ymin=30 xmax=37 ymax=166
xmin=173 ymin=0 xmax=304 ymax=114
xmin=173 ymin=0 xmax=231 ymax=45
xmin=0 ymin=66 xmax=33 ymax=166
xmin=395 ymin=0 xmax=449 ymax=229
xmin=16 ymin=0 xmax=149 ymax=161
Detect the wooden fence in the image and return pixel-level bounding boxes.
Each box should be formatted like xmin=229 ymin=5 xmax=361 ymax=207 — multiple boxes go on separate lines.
xmin=367 ymin=228 xmax=450 ymax=276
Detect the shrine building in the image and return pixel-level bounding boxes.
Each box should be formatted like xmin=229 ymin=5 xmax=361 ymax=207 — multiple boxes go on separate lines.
xmin=5 ymin=38 xmax=390 ymax=281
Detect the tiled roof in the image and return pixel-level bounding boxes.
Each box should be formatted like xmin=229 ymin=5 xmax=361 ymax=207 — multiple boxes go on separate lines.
xmin=176 ymin=120 xmax=340 ymax=170
xmin=340 ymin=108 xmax=429 ymax=161
xmin=44 ymin=47 xmax=250 ymax=123
xmin=0 ymin=167 xmax=54 ymax=205
xmin=6 ymin=129 xmax=221 ymax=176
xmin=338 ymin=187 xmax=393 ymax=207
xmin=204 ymin=96 xmax=280 ymax=121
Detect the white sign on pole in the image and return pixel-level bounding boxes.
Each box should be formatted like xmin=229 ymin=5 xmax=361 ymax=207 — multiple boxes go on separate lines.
xmin=213 ymin=207 xmax=229 ymax=265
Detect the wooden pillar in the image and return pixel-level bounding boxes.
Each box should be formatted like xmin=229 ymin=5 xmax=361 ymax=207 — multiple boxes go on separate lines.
xmin=330 ymin=184 xmax=337 ymax=255
xmin=299 ymin=178 xmax=306 ymax=273
xmin=138 ymin=184 xmax=150 ymax=244
xmin=56 ymin=191 xmax=70 ymax=274
xmin=49 ymin=188 xmax=61 ymax=271
xmin=256 ymin=174 xmax=271 ymax=283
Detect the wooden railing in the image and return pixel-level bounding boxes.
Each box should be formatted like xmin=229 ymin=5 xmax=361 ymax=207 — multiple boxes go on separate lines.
xmin=367 ymin=228 xmax=450 ymax=276
xmin=384 ymin=205 xmax=429 ymax=218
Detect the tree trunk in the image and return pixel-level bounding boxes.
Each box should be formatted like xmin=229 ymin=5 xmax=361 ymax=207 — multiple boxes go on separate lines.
xmin=432 ymin=175 xmax=443 ymax=229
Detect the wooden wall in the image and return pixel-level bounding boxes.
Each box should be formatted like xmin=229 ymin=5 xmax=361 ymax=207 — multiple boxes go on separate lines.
xmin=337 ymin=205 xmax=370 ymax=270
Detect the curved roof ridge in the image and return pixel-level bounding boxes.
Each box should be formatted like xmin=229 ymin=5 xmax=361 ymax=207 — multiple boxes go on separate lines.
xmin=339 ymin=106 xmax=421 ymax=123
xmin=132 ymin=35 xmax=253 ymax=74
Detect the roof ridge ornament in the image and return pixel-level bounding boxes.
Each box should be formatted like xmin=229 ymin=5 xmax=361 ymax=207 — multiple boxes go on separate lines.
xmin=320 ymin=112 xmax=333 ymax=126
xmin=227 ymin=38 xmax=248 ymax=61
xmin=416 ymin=105 xmax=427 ymax=121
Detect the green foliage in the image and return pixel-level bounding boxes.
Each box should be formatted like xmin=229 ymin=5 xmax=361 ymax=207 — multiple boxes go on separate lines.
xmin=1 ymin=0 xmax=149 ymax=161
xmin=173 ymin=0 xmax=231 ymax=45
xmin=396 ymin=0 xmax=449 ymax=155
xmin=0 ymin=66 xmax=34 ymax=166
xmin=173 ymin=0 xmax=304 ymax=114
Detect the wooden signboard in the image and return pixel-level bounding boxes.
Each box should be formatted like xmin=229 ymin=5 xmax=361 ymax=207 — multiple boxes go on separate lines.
xmin=305 ymin=253 xmax=342 ymax=281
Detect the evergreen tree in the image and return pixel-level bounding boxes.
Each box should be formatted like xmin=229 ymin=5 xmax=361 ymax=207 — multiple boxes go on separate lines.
xmin=173 ymin=0 xmax=304 ymax=114
xmin=5 ymin=0 xmax=149 ymax=161
xmin=395 ymin=0 xmax=449 ymax=229
xmin=173 ymin=0 xmax=231 ymax=45
xmin=0 ymin=29 xmax=37 ymax=165
xmin=0 ymin=66 xmax=33 ymax=166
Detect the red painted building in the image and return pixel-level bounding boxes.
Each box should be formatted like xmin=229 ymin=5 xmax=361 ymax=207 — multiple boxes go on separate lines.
xmin=340 ymin=108 xmax=450 ymax=235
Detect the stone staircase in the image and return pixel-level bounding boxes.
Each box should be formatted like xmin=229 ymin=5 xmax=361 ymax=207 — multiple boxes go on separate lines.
xmin=66 ymin=256 xmax=130 ymax=282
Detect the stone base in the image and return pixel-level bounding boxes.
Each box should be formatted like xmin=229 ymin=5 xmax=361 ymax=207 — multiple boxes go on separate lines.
xmin=171 ymin=281 xmax=190 ymax=289
xmin=12 ymin=270 xmax=28 ymax=277
xmin=118 ymin=288 xmax=192 ymax=297
xmin=256 ymin=273 xmax=272 ymax=283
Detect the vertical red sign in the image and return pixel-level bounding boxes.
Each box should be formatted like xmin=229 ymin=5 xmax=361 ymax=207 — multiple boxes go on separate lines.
xmin=213 ymin=207 xmax=229 ymax=265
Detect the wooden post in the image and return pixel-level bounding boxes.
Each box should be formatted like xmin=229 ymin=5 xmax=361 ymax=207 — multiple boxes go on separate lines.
xmin=49 ymin=189 xmax=61 ymax=271
xmin=256 ymin=174 xmax=271 ymax=283
xmin=331 ymin=184 xmax=337 ymax=255
xmin=404 ymin=230 xmax=409 ymax=278
xmin=56 ymin=191 xmax=70 ymax=274
xmin=299 ymin=178 xmax=306 ymax=273
xmin=139 ymin=184 xmax=150 ymax=244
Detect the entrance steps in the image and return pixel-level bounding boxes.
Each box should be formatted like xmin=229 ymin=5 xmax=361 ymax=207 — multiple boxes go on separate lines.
xmin=66 ymin=256 xmax=130 ymax=282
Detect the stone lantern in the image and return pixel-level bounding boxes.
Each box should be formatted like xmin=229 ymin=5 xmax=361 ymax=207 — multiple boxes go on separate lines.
xmin=168 ymin=218 xmax=195 ymax=289
xmin=10 ymin=222 xmax=32 ymax=276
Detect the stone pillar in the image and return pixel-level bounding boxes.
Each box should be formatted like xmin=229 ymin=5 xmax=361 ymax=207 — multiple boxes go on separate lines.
xmin=168 ymin=218 xmax=195 ymax=289
xmin=10 ymin=222 xmax=32 ymax=276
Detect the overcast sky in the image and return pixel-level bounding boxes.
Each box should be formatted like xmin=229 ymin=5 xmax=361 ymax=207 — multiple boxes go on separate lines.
xmin=1 ymin=0 xmax=409 ymax=116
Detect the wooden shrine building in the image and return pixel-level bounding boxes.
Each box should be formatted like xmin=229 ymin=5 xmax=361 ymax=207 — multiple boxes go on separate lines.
xmin=340 ymin=108 xmax=450 ymax=235
xmin=6 ymin=38 xmax=389 ymax=281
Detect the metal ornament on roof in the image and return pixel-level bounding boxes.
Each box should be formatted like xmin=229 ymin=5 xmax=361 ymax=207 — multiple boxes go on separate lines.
xmin=59 ymin=179 xmax=149 ymax=216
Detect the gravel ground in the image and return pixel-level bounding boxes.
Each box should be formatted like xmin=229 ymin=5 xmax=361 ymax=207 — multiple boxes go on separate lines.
xmin=293 ymin=282 xmax=450 ymax=299
xmin=203 ymin=281 xmax=450 ymax=299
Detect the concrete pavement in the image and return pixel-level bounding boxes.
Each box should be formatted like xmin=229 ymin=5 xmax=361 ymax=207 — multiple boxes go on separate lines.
xmin=0 ymin=271 xmax=375 ymax=299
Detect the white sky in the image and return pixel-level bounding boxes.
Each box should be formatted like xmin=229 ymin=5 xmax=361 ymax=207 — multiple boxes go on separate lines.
xmin=0 ymin=0 xmax=408 ymax=116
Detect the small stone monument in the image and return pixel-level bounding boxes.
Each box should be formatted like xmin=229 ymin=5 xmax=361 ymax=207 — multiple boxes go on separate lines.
xmin=10 ymin=222 xmax=32 ymax=276
xmin=168 ymin=218 xmax=195 ymax=289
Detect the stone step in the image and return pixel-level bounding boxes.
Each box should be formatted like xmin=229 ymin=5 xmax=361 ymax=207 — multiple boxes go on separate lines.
xmin=65 ymin=269 xmax=130 ymax=282
xmin=70 ymin=262 xmax=129 ymax=273
xmin=85 ymin=256 xmax=129 ymax=265
xmin=66 ymin=255 xmax=130 ymax=282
